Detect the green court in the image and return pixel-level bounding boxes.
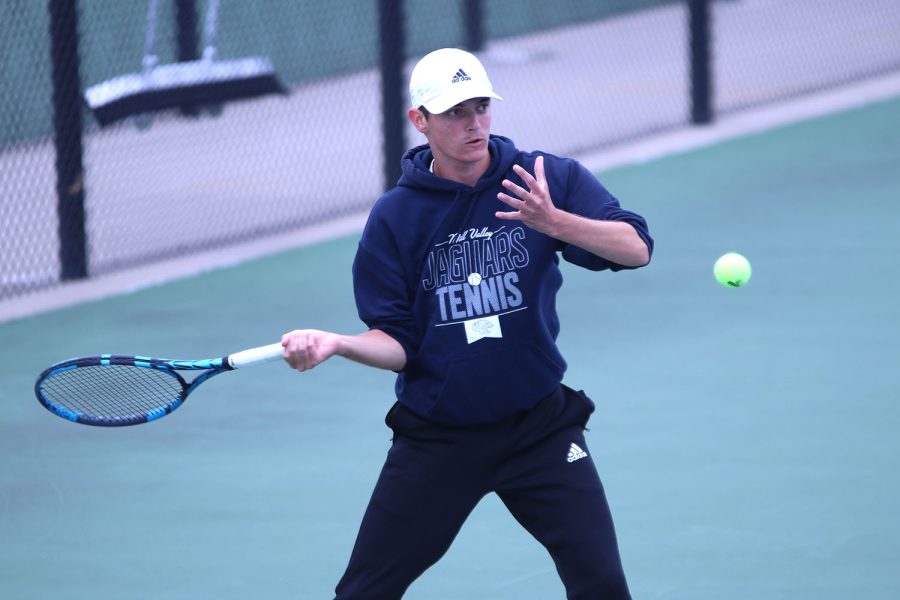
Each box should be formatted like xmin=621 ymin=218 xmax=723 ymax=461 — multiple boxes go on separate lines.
xmin=1 ymin=96 xmax=898 ymax=599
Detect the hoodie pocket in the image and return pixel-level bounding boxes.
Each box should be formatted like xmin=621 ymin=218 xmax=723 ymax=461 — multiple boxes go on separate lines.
xmin=431 ymin=342 xmax=565 ymax=424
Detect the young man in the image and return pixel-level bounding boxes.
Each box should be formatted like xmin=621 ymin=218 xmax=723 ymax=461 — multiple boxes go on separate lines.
xmin=282 ymin=48 xmax=653 ymax=599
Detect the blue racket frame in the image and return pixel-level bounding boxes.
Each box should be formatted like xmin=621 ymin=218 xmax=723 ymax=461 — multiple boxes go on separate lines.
xmin=35 ymin=354 xmax=233 ymax=427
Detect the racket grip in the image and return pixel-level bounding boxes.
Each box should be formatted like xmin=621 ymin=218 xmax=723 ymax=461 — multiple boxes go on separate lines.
xmin=228 ymin=343 xmax=284 ymax=369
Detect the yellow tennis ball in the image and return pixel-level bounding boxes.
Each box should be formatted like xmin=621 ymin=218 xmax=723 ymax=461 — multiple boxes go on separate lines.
xmin=714 ymin=252 xmax=751 ymax=288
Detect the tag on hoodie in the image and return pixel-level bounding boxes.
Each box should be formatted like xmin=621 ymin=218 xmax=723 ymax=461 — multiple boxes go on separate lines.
xmin=464 ymin=315 xmax=502 ymax=344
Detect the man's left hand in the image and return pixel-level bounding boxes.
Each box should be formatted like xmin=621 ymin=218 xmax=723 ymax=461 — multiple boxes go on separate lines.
xmin=496 ymin=156 xmax=560 ymax=237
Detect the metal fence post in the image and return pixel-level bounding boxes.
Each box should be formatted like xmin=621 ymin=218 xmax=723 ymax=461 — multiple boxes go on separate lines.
xmin=48 ymin=0 xmax=88 ymax=281
xmin=689 ymin=0 xmax=713 ymax=124
xmin=464 ymin=0 xmax=484 ymax=52
xmin=175 ymin=0 xmax=201 ymax=117
xmin=378 ymin=0 xmax=407 ymax=191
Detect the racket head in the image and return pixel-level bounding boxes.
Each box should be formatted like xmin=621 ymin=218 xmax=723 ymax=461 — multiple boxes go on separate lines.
xmin=35 ymin=355 xmax=196 ymax=427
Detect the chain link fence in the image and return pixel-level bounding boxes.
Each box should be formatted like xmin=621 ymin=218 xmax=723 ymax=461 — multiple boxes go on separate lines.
xmin=2 ymin=0 xmax=899 ymax=302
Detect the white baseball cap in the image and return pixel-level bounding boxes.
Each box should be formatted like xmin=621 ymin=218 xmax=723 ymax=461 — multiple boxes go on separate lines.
xmin=409 ymin=48 xmax=503 ymax=114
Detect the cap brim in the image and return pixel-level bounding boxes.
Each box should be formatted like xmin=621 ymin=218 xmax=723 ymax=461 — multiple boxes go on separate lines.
xmin=422 ymin=85 xmax=503 ymax=114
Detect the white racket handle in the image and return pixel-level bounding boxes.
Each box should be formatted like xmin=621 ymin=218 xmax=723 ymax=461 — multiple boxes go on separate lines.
xmin=228 ymin=343 xmax=284 ymax=369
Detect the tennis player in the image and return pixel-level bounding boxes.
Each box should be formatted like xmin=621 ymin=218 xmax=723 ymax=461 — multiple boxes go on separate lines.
xmin=281 ymin=47 xmax=653 ymax=599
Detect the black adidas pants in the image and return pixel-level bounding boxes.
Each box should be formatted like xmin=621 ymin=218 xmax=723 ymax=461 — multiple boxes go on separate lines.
xmin=333 ymin=385 xmax=631 ymax=599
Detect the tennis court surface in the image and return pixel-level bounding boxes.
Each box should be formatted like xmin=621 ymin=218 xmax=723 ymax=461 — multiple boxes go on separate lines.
xmin=1 ymin=95 xmax=899 ymax=599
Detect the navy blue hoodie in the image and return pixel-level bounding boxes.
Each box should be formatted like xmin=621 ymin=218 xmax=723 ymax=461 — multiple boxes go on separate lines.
xmin=353 ymin=135 xmax=652 ymax=426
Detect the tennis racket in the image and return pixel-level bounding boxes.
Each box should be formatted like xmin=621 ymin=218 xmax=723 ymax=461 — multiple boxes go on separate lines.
xmin=34 ymin=342 xmax=284 ymax=427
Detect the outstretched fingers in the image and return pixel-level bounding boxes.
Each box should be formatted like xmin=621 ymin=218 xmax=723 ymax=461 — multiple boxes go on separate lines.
xmin=495 ymin=156 xmax=558 ymax=233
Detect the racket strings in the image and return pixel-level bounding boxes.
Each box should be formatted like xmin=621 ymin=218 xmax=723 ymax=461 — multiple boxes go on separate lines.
xmin=39 ymin=364 xmax=185 ymax=420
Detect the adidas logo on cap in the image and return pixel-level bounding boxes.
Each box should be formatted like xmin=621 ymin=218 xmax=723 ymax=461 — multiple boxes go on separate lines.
xmin=567 ymin=443 xmax=588 ymax=463
xmin=451 ymin=69 xmax=471 ymax=83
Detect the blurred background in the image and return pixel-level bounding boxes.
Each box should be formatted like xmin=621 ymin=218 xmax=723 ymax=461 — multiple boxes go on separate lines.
xmin=2 ymin=0 xmax=899 ymax=303
xmin=2 ymin=2 xmax=900 ymax=599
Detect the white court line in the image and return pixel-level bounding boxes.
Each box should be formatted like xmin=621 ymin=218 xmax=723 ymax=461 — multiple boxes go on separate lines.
xmin=0 ymin=212 xmax=369 ymax=324
xmin=2 ymin=72 xmax=899 ymax=324
xmin=580 ymin=71 xmax=900 ymax=173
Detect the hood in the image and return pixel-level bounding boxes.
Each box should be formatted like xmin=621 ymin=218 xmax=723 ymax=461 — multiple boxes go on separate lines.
xmin=397 ymin=135 xmax=520 ymax=193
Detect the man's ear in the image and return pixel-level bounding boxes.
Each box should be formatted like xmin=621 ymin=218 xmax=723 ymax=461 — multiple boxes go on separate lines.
xmin=408 ymin=108 xmax=428 ymax=134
